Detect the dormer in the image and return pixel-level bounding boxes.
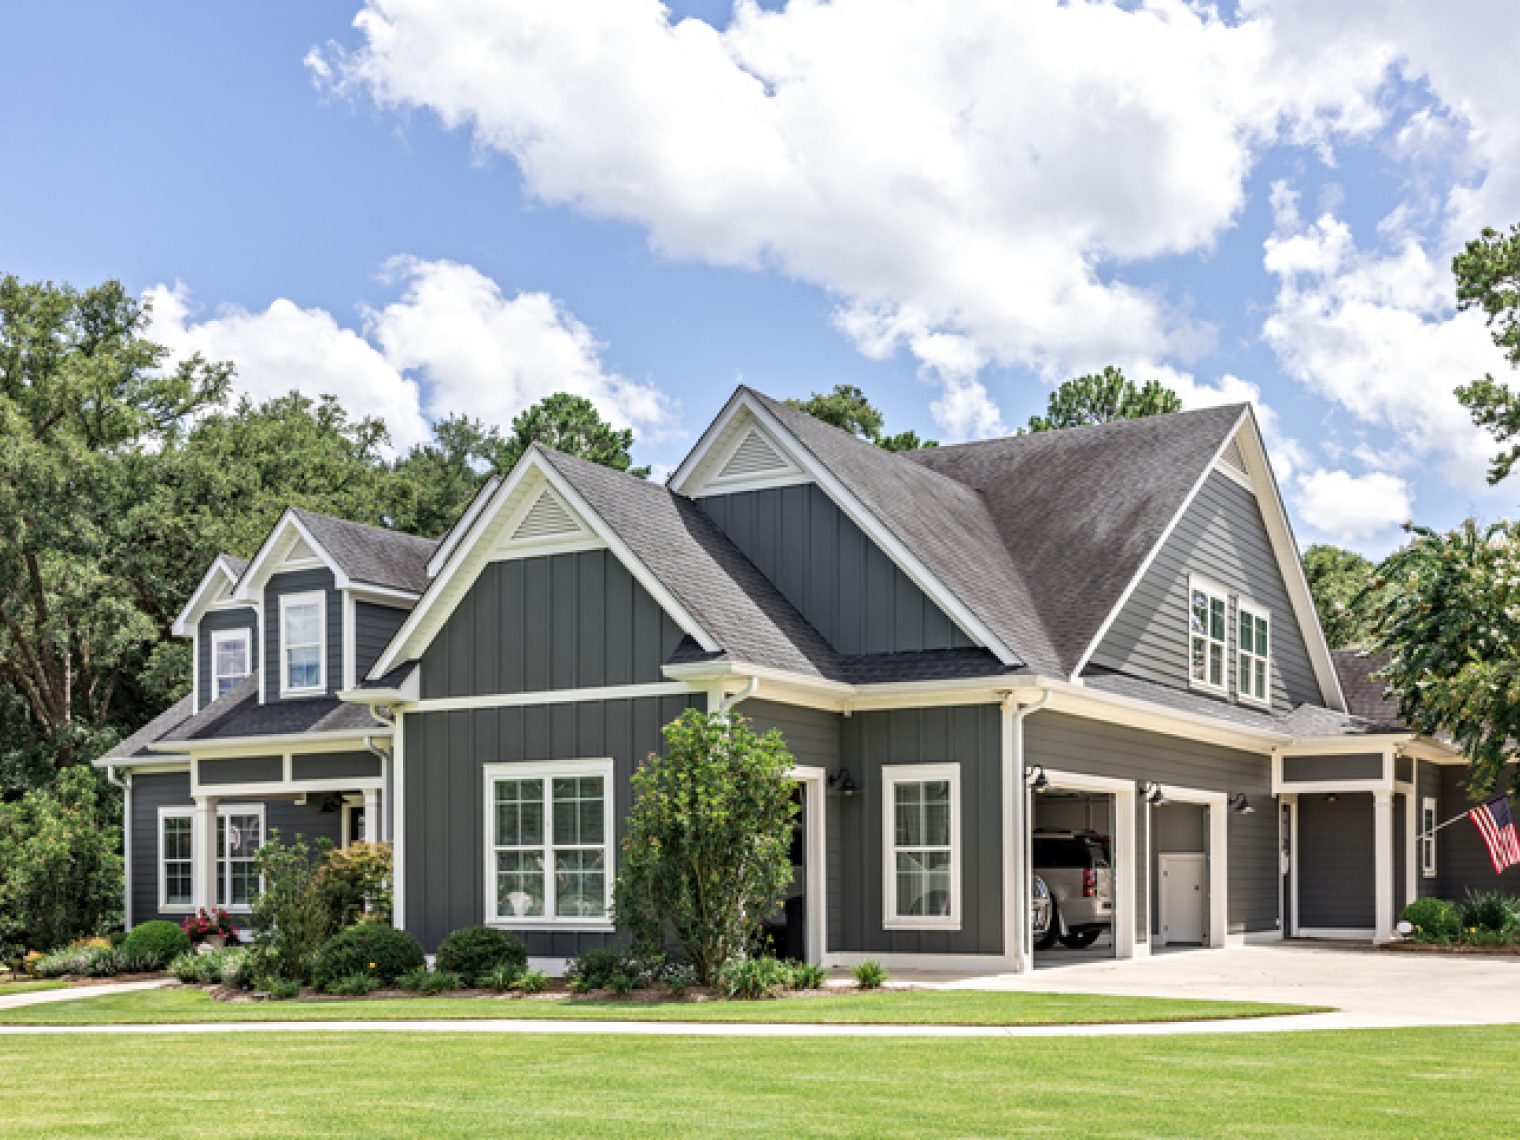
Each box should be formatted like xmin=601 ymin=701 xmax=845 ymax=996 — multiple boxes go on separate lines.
xmin=172 ymin=554 xmax=256 ymax=715
xmin=234 ymin=508 xmax=436 ymax=703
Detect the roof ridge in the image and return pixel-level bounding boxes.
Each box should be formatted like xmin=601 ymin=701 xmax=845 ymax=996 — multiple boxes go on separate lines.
xmin=289 ymin=505 xmax=438 ymax=548
xmin=913 ymin=402 xmax=1250 ymax=457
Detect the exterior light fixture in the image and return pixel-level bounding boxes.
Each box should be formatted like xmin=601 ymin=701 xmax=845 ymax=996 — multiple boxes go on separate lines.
xmin=827 ymin=767 xmax=858 ymax=797
xmin=1025 ymin=765 xmax=1049 ymax=793
xmin=1230 ymin=793 xmax=1255 ymax=815
xmin=1141 ymin=781 xmax=1167 ymax=805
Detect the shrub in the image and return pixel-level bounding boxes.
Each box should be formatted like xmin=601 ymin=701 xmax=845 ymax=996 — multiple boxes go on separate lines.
xmin=108 ymin=931 xmax=129 ymax=949
xmin=515 ymin=969 xmax=549 ymax=995
xmin=311 ymin=924 xmax=425 ymax=991
xmin=790 ymin=962 xmax=829 ymax=990
xmin=32 ymin=947 xmax=95 ymax=978
xmin=1401 ymin=897 xmax=1460 ymax=943
xmin=312 ymin=841 xmax=393 ymax=928
xmin=250 ymin=832 xmax=335 ymax=984
xmin=398 ymin=967 xmax=461 ymax=994
xmin=121 ymin=921 xmax=190 ymax=966
xmin=663 ymin=963 xmax=697 ymax=997
xmin=566 ymin=946 xmax=650 ymax=993
xmin=482 ymin=961 xmax=524 ymax=992
xmin=853 ymin=959 xmax=887 ymax=989
xmin=326 ymin=973 xmax=379 ymax=996
xmin=1457 ymin=890 xmax=1520 ymax=936
xmin=259 ymin=976 xmax=301 ymax=1000
xmin=220 ymin=949 xmax=252 ymax=989
xmin=180 ymin=908 xmax=238 ymax=945
xmin=0 ymin=767 xmax=123 ymax=956
xmin=171 ymin=947 xmax=250 ymax=986
xmin=435 ymin=926 xmax=528 ymax=986
xmin=614 ymin=710 xmax=798 ymax=985
xmin=717 ymin=955 xmax=793 ymax=1000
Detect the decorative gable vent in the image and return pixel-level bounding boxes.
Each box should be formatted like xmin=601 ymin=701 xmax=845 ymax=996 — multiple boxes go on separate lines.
xmin=511 ymin=488 xmax=581 ymax=542
xmin=718 ymin=427 xmax=789 ymax=479
xmin=283 ymin=535 xmax=319 ymax=566
xmin=1218 ymin=437 xmax=1248 ymax=478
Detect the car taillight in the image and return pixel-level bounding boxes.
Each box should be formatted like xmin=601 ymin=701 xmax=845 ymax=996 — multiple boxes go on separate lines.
xmin=1082 ymin=868 xmax=1097 ymax=897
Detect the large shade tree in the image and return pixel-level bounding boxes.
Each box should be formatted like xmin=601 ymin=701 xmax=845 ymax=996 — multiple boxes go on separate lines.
xmin=1302 ymin=544 xmax=1386 ymax=650
xmin=1025 ymin=366 xmax=1182 ymax=432
xmin=787 ymin=384 xmax=936 ymax=452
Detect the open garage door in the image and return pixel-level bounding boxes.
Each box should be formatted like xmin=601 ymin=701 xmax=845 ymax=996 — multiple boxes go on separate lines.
xmin=1032 ymin=789 xmax=1117 ymax=965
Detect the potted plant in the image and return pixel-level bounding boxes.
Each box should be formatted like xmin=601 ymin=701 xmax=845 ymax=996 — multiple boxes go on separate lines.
xmin=181 ymin=908 xmax=239 ymax=949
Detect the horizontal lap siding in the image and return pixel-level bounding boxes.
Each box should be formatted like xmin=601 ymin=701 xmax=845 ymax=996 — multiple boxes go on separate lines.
xmin=403 ymin=695 xmax=703 ymax=955
xmin=197 ymin=608 xmax=258 ymax=710
xmin=1025 ymin=712 xmax=1277 ymax=935
xmin=264 ymin=570 xmax=341 ymax=699
xmin=355 ymin=601 xmax=409 ymax=680
xmin=698 ymin=484 xmax=974 ymax=655
xmin=420 ymin=551 xmax=685 ymax=699
xmin=1090 ymin=471 xmax=1323 ymax=711
xmin=1437 ymin=764 xmax=1519 ymax=900
xmin=833 ymin=706 xmax=1002 ymax=955
xmin=1297 ymin=793 xmax=1374 ymax=929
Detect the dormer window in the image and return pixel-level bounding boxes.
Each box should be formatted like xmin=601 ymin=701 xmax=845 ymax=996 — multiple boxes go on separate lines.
xmin=1237 ymin=602 xmax=1270 ymax=706
xmin=280 ymin=592 xmax=325 ymax=695
xmin=1188 ymin=578 xmax=1228 ymax=694
xmin=211 ymin=629 xmax=252 ymax=699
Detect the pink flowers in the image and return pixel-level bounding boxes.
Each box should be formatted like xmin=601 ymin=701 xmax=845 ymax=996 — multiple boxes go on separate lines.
xmin=181 ymin=908 xmax=238 ymax=944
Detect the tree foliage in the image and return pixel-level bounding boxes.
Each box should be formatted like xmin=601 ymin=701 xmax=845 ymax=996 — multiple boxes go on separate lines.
xmin=1025 ymin=366 xmax=1182 ymax=433
xmin=1453 ymin=225 xmax=1520 ymax=483
xmin=1302 ymin=544 xmax=1387 ymax=649
xmin=614 ymin=710 xmax=798 ymax=984
xmin=498 ymin=392 xmax=650 ymax=477
xmin=1369 ymin=519 xmax=1520 ymax=794
xmin=787 ymin=384 xmax=937 ymax=452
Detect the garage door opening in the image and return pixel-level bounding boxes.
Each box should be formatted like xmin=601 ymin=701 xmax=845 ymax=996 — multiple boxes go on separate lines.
xmin=1153 ymin=801 xmax=1208 ymax=950
xmin=1032 ymin=789 xmax=1116 ymax=965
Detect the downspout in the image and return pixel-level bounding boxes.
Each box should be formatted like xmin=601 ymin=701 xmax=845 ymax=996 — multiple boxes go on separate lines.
xmin=107 ymin=766 xmax=132 ymax=929
xmin=717 ymin=676 xmax=760 ymax=718
xmin=1002 ymin=688 xmax=1051 ymax=975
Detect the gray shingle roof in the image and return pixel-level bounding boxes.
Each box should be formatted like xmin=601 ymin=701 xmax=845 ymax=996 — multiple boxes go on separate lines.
xmin=907 ymin=404 xmax=1246 ymax=676
xmin=749 ymin=390 xmax=1062 ymax=674
xmin=1332 ymin=648 xmax=1405 ymax=731
xmin=99 ymin=695 xmax=195 ymax=760
xmin=220 ymin=554 xmax=249 ymax=579
xmin=163 ymin=677 xmax=384 ymax=743
xmin=290 ymin=508 xmax=437 ymax=594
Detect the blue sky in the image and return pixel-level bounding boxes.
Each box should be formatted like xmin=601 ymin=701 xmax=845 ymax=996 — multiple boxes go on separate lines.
xmin=3 ymin=1 xmax=1517 ymax=556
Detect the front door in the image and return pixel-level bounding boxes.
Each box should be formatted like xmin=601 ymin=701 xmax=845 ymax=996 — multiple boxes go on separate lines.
xmin=1159 ymin=853 xmax=1206 ymax=945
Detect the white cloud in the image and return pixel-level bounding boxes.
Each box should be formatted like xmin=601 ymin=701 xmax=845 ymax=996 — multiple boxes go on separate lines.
xmin=312 ymin=0 xmax=1399 ymax=435
xmin=1293 ymin=467 xmax=1412 ymax=543
xmin=145 ymin=259 xmax=673 ymax=454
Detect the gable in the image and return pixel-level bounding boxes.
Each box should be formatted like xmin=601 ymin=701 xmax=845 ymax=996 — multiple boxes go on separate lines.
xmin=420 ymin=548 xmax=687 ymax=699
xmin=674 ymin=406 xmax=809 ymax=497
xmin=698 ymin=483 xmax=975 ymax=656
xmin=263 ymin=568 xmax=342 ymax=702
xmin=1087 ymin=469 xmax=1321 ymax=708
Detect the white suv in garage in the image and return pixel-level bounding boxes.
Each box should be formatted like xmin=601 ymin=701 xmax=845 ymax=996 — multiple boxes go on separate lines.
xmin=1032 ymin=830 xmax=1113 ymax=950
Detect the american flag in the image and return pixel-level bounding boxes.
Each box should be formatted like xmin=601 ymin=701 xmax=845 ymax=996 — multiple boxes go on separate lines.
xmin=1468 ymin=795 xmax=1520 ymax=875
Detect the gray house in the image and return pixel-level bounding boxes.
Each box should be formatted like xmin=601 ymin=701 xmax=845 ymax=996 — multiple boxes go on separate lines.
xmin=98 ymin=387 xmax=1501 ymax=972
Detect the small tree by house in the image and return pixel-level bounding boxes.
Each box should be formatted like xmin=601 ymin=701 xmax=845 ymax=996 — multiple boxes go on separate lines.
xmin=614 ymin=709 xmax=798 ymax=985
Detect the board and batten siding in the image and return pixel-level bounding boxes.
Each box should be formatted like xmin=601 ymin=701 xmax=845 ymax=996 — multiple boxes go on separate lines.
xmin=401 ymin=695 xmax=702 ymax=955
xmin=420 ymin=550 xmax=686 ymax=700
xmin=697 ymin=484 xmax=975 ymax=655
xmin=832 ymin=705 xmax=1003 ymax=956
xmin=197 ymin=608 xmax=258 ymax=710
xmin=262 ymin=569 xmax=342 ymax=699
xmin=128 ymin=770 xmax=343 ymax=928
xmin=1088 ymin=470 xmax=1323 ymax=711
xmin=355 ymin=601 xmax=409 ymax=680
xmin=1024 ymin=711 xmax=1279 ymax=936
xmin=1296 ymin=792 xmax=1374 ymax=929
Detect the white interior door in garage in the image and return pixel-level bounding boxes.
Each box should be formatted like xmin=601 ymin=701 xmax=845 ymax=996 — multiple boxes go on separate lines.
xmin=1159 ymin=852 xmax=1206 ymax=946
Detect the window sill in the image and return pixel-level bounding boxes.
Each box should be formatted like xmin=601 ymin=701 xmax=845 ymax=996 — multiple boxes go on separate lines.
xmin=882 ymin=918 xmax=961 ymax=932
xmin=1236 ymin=694 xmax=1272 ymax=711
xmin=278 ymin=688 xmax=327 ymax=700
xmin=160 ymin=905 xmax=194 ymax=915
xmin=1188 ymin=681 xmax=1230 ymax=699
xmin=486 ymin=918 xmax=613 ymax=932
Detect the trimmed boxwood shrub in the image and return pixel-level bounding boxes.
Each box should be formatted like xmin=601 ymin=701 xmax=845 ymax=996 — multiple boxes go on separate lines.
xmin=435 ymin=926 xmax=528 ymax=986
xmin=1401 ymin=897 xmax=1460 ymax=942
xmin=121 ymin=920 xmax=190 ymax=966
xmin=312 ymin=924 xmax=424 ymax=990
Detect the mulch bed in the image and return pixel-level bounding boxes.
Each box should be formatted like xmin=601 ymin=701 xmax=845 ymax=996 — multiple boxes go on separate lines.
xmin=1381 ymin=940 xmax=1520 ymax=957
xmin=202 ymin=981 xmax=889 ymax=1004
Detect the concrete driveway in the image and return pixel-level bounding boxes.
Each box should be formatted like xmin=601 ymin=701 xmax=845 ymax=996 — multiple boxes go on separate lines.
xmin=918 ymin=941 xmax=1520 ymax=1026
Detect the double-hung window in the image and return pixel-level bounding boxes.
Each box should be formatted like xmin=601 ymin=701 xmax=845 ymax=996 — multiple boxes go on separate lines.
xmin=159 ymin=808 xmax=194 ymax=912
xmin=1189 ymin=579 xmax=1228 ymax=693
xmin=883 ymin=764 xmax=960 ymax=930
xmin=484 ymin=760 xmax=613 ymax=925
xmin=280 ymin=592 xmax=325 ymax=695
xmin=1420 ymin=796 xmax=1438 ymax=879
xmin=1237 ymin=603 xmax=1271 ymax=706
xmin=210 ymin=628 xmax=252 ymax=700
xmin=217 ymin=807 xmax=265 ymax=910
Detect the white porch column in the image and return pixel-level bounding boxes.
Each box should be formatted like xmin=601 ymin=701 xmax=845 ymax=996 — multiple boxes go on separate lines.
xmin=363 ymin=787 xmax=380 ymax=843
xmin=1373 ymin=790 xmax=1395 ymax=943
xmin=192 ymin=795 xmax=218 ymax=912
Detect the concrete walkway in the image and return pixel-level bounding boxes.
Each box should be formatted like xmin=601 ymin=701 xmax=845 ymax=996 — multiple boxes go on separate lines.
xmin=0 ymin=978 xmax=173 ymax=1011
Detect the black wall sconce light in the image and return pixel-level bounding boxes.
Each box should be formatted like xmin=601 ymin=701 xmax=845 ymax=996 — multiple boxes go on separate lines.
xmin=828 ymin=767 xmax=858 ymax=796
xmin=1141 ymin=781 xmax=1166 ymax=805
xmin=1025 ymin=765 xmax=1049 ymax=793
xmin=1230 ymin=793 xmax=1255 ymax=815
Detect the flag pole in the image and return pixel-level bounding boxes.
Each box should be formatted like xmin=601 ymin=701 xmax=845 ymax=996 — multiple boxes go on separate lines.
xmin=1413 ymin=798 xmax=1512 ymax=842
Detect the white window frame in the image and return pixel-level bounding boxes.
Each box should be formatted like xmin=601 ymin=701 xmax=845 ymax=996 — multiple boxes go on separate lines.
xmin=278 ymin=591 xmax=326 ymax=697
xmin=1188 ymin=575 xmax=1230 ymax=695
xmin=1420 ymin=796 xmax=1438 ymax=879
xmin=1236 ymin=600 xmax=1271 ymax=708
xmin=482 ymin=758 xmax=614 ymax=930
xmin=209 ymin=627 xmax=253 ymax=701
xmin=216 ymin=803 xmax=266 ymax=914
xmin=157 ymin=806 xmax=195 ymax=915
xmin=882 ymin=763 xmax=961 ymax=931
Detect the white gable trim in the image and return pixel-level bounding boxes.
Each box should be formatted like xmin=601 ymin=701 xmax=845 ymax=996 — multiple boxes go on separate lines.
xmin=670 ymin=390 xmax=1018 ymax=665
xmin=368 ymin=450 xmax=719 ymax=679
xmin=171 ymin=556 xmax=245 ymax=638
xmin=427 ymin=477 xmax=500 ymax=578
xmin=234 ymin=510 xmax=349 ymax=601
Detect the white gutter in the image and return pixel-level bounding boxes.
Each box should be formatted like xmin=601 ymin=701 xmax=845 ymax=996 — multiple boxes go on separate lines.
xmin=717 ymin=676 xmax=760 ymax=717
xmin=1002 ymin=688 xmax=1051 ymax=975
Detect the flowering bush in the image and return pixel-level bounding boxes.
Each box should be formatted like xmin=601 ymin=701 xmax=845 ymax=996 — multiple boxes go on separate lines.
xmin=181 ymin=908 xmax=239 ymax=945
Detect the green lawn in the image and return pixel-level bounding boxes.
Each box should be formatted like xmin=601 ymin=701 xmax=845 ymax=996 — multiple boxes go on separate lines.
xmin=0 ymin=985 xmax=1320 ymax=1026
xmin=0 ymin=979 xmax=66 ymax=996
xmin=1 ymin=1027 xmax=1516 ymax=1136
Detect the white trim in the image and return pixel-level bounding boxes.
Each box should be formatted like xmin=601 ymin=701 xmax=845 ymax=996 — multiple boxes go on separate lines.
xmin=1420 ymin=794 xmax=1438 ymax=880
xmin=410 ymin=681 xmax=697 ymax=714
xmin=428 ymin=478 xmax=501 ymax=578
xmin=1287 ymin=794 xmax=1300 ymax=937
xmin=1297 ymin=927 xmax=1376 ymax=941
xmin=1235 ymin=599 xmax=1271 ymax=709
xmin=1036 ymin=769 xmax=1138 ymax=959
xmin=190 ymin=618 xmax=200 ymax=714
xmin=191 ymin=777 xmax=383 ymax=799
xmin=1374 ymin=788 xmax=1395 ymax=943
xmin=157 ymin=805 xmax=195 ymax=914
xmin=1071 ymin=410 xmax=1246 ymax=679
xmin=1157 ymin=852 xmax=1208 ymax=948
xmin=171 ymin=556 xmax=245 ymax=638
xmin=278 ymin=591 xmax=327 ymax=697
xmin=792 ymin=765 xmax=828 ymax=966
xmin=347 ymin=584 xmax=420 ymax=605
xmin=482 ymin=757 xmax=615 ymax=928
xmin=392 ymin=710 xmax=407 ymax=934
xmin=1149 ymin=785 xmax=1229 ymax=950
xmin=1211 ymin=458 xmax=1254 ymax=489
xmin=822 ymin=950 xmax=1014 ymax=971
xmin=1187 ymin=573 xmax=1230 ymax=696
xmin=209 ymin=627 xmax=254 ymax=703
xmin=343 ymin=592 xmax=357 ymax=692
xmin=215 ymin=802 xmax=267 ymax=914
xmin=882 ymin=763 xmax=962 ymax=931
xmin=234 ymin=510 xmax=348 ymax=601
xmin=153 ymin=728 xmax=391 ymax=758
xmin=122 ymin=773 xmax=133 ymax=928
